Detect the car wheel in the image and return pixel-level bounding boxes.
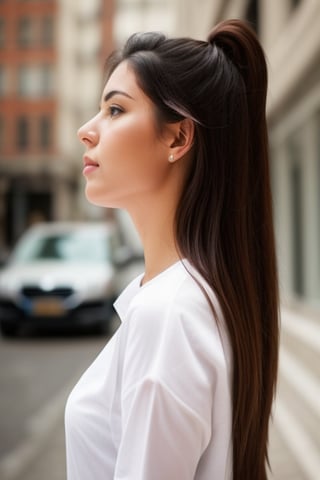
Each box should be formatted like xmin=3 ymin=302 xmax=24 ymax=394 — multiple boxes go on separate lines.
xmin=0 ymin=322 xmax=19 ymax=338
xmin=93 ymin=321 xmax=110 ymax=336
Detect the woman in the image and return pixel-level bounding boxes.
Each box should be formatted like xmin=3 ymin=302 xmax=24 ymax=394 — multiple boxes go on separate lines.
xmin=65 ymin=19 xmax=279 ymax=480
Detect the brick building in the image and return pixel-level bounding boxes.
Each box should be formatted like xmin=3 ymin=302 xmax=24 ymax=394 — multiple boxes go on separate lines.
xmin=0 ymin=0 xmax=114 ymax=254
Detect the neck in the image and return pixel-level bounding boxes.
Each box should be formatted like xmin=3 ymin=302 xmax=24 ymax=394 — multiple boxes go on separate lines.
xmin=126 ymin=196 xmax=181 ymax=286
xmin=122 ymin=156 xmax=189 ymax=285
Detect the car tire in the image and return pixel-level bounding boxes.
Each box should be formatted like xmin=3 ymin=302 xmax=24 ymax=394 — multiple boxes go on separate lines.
xmin=93 ymin=321 xmax=110 ymax=336
xmin=0 ymin=322 xmax=19 ymax=338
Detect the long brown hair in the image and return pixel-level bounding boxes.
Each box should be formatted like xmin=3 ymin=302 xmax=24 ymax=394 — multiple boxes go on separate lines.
xmin=106 ymin=19 xmax=279 ymax=479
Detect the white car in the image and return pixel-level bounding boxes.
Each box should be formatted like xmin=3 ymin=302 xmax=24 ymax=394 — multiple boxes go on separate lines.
xmin=0 ymin=222 xmax=139 ymax=337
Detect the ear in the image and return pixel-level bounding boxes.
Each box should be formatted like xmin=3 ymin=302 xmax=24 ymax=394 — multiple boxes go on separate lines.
xmin=166 ymin=118 xmax=195 ymax=162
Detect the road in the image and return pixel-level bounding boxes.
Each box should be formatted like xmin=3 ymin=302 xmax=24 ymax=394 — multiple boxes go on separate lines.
xmin=0 ymin=307 xmax=319 ymax=480
xmin=0 ymin=317 xmax=120 ymax=480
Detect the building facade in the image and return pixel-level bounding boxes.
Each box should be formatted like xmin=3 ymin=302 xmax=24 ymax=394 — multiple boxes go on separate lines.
xmin=114 ymin=0 xmax=320 ymax=308
xmin=263 ymin=0 xmax=320 ymax=308
xmin=0 ymin=0 xmax=114 ymax=254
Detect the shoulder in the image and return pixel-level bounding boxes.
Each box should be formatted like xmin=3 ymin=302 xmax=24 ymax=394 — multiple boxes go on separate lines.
xmin=124 ymin=261 xmax=229 ymax=360
xmin=128 ymin=262 xmax=212 ymax=322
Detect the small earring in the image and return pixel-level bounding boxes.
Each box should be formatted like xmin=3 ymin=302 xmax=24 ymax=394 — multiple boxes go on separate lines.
xmin=168 ymin=153 xmax=174 ymax=163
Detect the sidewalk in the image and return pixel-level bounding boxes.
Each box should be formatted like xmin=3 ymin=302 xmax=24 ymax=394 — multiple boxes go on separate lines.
xmin=269 ymin=307 xmax=320 ymax=480
xmin=269 ymin=409 xmax=308 ymax=479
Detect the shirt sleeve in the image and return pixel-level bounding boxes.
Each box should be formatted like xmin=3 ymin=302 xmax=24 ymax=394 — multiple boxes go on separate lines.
xmin=113 ymin=293 xmax=226 ymax=480
xmin=114 ymin=376 xmax=208 ymax=480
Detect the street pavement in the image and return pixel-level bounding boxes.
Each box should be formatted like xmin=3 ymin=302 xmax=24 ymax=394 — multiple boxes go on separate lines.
xmin=269 ymin=306 xmax=320 ymax=480
xmin=0 ymin=307 xmax=319 ymax=480
xmin=0 ymin=327 xmax=110 ymax=480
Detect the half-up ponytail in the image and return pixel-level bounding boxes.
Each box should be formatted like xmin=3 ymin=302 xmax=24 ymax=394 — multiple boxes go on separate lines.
xmin=106 ymin=19 xmax=279 ymax=480
xmin=205 ymin=20 xmax=279 ymax=479
xmin=208 ymin=20 xmax=268 ymax=175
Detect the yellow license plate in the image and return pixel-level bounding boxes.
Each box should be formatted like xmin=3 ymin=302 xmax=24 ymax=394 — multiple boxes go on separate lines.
xmin=33 ymin=298 xmax=65 ymax=317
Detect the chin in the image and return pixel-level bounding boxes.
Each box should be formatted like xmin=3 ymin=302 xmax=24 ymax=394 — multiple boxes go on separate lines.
xmin=85 ymin=191 xmax=118 ymax=210
xmin=84 ymin=191 xmax=103 ymax=208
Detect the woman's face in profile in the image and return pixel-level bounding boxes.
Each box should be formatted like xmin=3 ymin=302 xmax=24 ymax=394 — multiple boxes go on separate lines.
xmin=77 ymin=61 xmax=172 ymax=210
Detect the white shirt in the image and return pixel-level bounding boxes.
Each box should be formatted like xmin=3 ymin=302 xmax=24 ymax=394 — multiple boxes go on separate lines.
xmin=65 ymin=260 xmax=233 ymax=479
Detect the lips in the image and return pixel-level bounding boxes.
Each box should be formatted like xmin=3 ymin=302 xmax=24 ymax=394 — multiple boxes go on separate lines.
xmin=83 ymin=156 xmax=99 ymax=176
xmin=83 ymin=156 xmax=99 ymax=167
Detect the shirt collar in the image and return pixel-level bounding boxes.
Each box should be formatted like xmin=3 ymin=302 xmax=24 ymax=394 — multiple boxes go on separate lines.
xmin=113 ymin=259 xmax=187 ymax=322
xmin=113 ymin=273 xmax=143 ymax=322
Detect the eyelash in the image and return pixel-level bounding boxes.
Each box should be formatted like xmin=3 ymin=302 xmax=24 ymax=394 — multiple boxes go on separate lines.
xmin=109 ymin=105 xmax=123 ymax=117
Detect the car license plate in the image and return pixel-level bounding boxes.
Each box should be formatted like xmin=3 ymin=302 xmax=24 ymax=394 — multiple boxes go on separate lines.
xmin=32 ymin=298 xmax=65 ymax=317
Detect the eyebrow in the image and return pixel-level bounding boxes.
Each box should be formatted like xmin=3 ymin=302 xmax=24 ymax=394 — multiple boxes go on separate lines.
xmin=103 ymin=90 xmax=135 ymax=102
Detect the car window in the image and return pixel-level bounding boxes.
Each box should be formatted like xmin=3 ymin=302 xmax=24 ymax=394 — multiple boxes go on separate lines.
xmin=11 ymin=229 xmax=111 ymax=264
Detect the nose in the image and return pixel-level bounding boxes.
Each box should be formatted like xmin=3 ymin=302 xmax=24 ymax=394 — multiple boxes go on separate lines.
xmin=77 ymin=119 xmax=98 ymax=147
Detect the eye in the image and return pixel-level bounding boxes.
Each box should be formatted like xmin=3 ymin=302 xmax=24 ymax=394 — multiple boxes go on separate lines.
xmin=109 ymin=105 xmax=123 ymax=117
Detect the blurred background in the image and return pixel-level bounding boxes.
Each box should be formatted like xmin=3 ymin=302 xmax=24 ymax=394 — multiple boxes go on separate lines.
xmin=0 ymin=0 xmax=319 ymax=479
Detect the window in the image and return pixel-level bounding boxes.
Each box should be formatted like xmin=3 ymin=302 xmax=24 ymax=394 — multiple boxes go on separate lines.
xmin=0 ymin=66 xmax=6 ymax=96
xmin=39 ymin=116 xmax=51 ymax=149
xmin=16 ymin=116 xmax=29 ymax=150
xmin=0 ymin=18 xmax=5 ymax=48
xmin=317 ymin=111 xmax=320 ymax=282
xmin=291 ymin=0 xmax=302 ymax=9
xmin=17 ymin=17 xmax=34 ymax=48
xmin=41 ymin=16 xmax=54 ymax=46
xmin=18 ymin=65 xmax=36 ymax=96
xmin=40 ymin=64 xmax=54 ymax=95
xmin=246 ymin=0 xmax=259 ymax=35
xmin=288 ymin=138 xmax=304 ymax=296
xmin=0 ymin=117 xmax=4 ymax=150
xmin=18 ymin=64 xmax=54 ymax=97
